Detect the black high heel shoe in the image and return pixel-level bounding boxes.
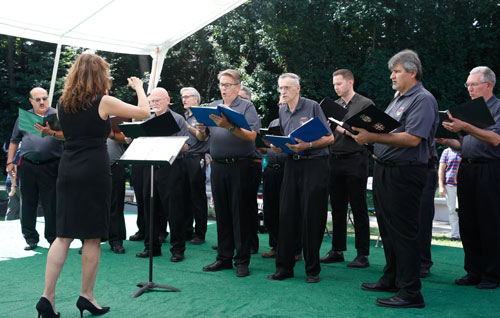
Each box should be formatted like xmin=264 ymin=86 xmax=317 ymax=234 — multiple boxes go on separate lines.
xmin=36 ymin=297 xmax=60 ymax=318
xmin=76 ymin=296 xmax=110 ymax=317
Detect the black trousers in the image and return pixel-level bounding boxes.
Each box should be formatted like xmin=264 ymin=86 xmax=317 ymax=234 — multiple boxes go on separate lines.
xmin=262 ymin=164 xmax=284 ymax=249
xmin=182 ymin=155 xmax=208 ymax=240
xmin=328 ymin=153 xmax=370 ymax=256
xmin=211 ymin=159 xmax=253 ymax=266
xmin=131 ymin=165 xmax=146 ymax=234
xmin=18 ymin=158 xmax=59 ymax=244
xmin=109 ymin=163 xmax=126 ymax=245
xmin=457 ymin=160 xmax=500 ymax=284
xmin=249 ymin=160 xmax=263 ymax=252
xmin=418 ymin=167 xmax=438 ymax=270
xmin=276 ymin=157 xmax=329 ymax=276
xmin=373 ymin=163 xmax=426 ymax=300
xmin=143 ymin=159 xmax=186 ymax=254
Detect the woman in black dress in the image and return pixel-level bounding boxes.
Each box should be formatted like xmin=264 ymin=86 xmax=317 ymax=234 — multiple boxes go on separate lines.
xmin=36 ymin=53 xmax=150 ymax=318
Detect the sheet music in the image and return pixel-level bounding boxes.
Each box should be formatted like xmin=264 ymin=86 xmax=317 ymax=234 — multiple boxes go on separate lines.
xmin=119 ymin=136 xmax=188 ymax=165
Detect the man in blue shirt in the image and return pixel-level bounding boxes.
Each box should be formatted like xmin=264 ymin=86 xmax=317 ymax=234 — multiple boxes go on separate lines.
xmin=353 ymin=50 xmax=438 ymax=308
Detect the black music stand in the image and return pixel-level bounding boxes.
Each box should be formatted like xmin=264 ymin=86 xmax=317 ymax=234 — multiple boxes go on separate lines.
xmin=118 ymin=136 xmax=188 ymax=298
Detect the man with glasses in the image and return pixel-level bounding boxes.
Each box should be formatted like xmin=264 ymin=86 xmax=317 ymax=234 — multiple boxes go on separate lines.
xmin=198 ymin=69 xmax=261 ymax=277
xmin=267 ymin=73 xmax=334 ymax=283
xmin=352 ymin=50 xmax=438 ymax=308
xmin=440 ymin=66 xmax=500 ymax=289
xmin=6 ymin=87 xmax=64 ymax=250
xmin=180 ymin=87 xmax=209 ymax=245
xmin=135 ymin=87 xmax=190 ymax=263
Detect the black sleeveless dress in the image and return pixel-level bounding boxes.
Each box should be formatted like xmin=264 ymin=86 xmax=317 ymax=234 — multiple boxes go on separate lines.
xmin=56 ymin=95 xmax=112 ymax=239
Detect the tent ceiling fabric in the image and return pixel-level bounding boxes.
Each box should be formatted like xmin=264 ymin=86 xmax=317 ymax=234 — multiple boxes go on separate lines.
xmin=0 ymin=0 xmax=247 ymax=56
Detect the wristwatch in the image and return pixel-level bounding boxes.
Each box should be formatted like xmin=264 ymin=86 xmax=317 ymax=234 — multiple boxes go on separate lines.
xmin=228 ymin=125 xmax=235 ymax=133
xmin=51 ymin=131 xmax=56 ymax=137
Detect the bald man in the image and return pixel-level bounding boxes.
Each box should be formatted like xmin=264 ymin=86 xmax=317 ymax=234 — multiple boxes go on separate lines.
xmin=7 ymin=87 xmax=64 ymax=250
xmin=135 ymin=88 xmax=191 ymax=262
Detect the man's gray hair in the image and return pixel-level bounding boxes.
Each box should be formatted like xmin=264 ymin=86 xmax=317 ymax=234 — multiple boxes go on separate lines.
xmin=388 ymin=49 xmax=423 ymax=81
xmin=239 ymin=86 xmax=252 ymax=101
xmin=470 ymin=66 xmax=496 ymax=87
xmin=278 ymin=73 xmax=301 ymax=86
xmin=180 ymin=87 xmax=201 ymax=105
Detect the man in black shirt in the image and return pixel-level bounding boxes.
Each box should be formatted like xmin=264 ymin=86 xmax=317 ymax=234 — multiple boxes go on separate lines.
xmin=320 ymin=69 xmax=372 ymax=268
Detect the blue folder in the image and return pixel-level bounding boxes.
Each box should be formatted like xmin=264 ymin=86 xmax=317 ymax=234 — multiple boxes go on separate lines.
xmin=265 ymin=117 xmax=330 ymax=154
xmin=190 ymin=105 xmax=252 ymax=131
xmin=189 ymin=106 xmax=219 ymax=127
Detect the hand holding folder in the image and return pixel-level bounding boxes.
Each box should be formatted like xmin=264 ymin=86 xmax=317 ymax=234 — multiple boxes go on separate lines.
xmin=190 ymin=105 xmax=252 ymax=131
xmin=264 ymin=117 xmax=329 ymax=154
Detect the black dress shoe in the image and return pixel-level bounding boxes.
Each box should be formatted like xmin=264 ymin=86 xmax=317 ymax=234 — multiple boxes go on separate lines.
xmin=261 ymin=249 xmax=276 ymax=258
xmin=267 ymin=271 xmax=294 ymax=281
xmin=320 ymin=250 xmax=344 ymax=263
xmin=171 ymin=254 xmax=185 ymax=262
xmin=111 ymin=244 xmax=126 ymax=254
xmin=347 ymin=255 xmax=369 ymax=268
xmin=236 ymin=265 xmax=250 ymax=277
xmin=306 ymin=275 xmax=320 ymax=283
xmin=190 ymin=237 xmax=205 ymax=245
xmin=211 ymin=245 xmax=218 ymax=250
xmin=455 ymin=274 xmax=480 ymax=286
xmin=250 ymin=248 xmax=258 ymax=255
xmin=136 ymin=250 xmax=162 ymax=258
xmin=476 ymin=281 xmax=499 ymax=289
xmin=419 ymin=268 xmax=430 ymax=278
xmin=376 ymin=296 xmax=425 ymax=308
xmin=361 ymin=282 xmax=398 ymax=292
xmin=129 ymin=232 xmax=144 ymax=241
xmin=203 ymin=260 xmax=233 ymax=271
xmin=24 ymin=242 xmax=37 ymax=250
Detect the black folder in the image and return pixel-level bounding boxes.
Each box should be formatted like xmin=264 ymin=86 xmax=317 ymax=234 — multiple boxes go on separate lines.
xmin=435 ymin=111 xmax=461 ymax=139
xmin=331 ymin=105 xmax=401 ymax=135
xmin=319 ymin=97 xmax=348 ymax=120
xmin=448 ymin=97 xmax=495 ymax=129
xmin=118 ymin=111 xmax=180 ymax=138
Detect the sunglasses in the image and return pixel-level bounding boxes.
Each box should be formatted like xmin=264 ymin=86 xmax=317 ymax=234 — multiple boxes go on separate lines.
xmin=33 ymin=97 xmax=49 ymax=102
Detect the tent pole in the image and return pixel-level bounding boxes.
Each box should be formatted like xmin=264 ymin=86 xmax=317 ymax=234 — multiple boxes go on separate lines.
xmin=48 ymin=41 xmax=62 ymax=108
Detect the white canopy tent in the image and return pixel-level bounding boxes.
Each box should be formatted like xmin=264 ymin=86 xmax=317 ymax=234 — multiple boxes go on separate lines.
xmin=0 ymin=0 xmax=247 ymax=105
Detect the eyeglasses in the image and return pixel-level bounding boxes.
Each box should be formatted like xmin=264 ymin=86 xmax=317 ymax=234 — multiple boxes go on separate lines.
xmin=33 ymin=97 xmax=48 ymax=102
xmin=464 ymin=82 xmax=488 ymax=88
xmin=181 ymin=95 xmax=195 ymax=99
xmin=219 ymin=83 xmax=239 ymax=89
xmin=148 ymin=97 xmax=166 ymax=105
xmin=277 ymin=86 xmax=293 ymax=92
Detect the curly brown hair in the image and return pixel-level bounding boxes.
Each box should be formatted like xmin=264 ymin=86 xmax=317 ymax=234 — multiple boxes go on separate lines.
xmin=59 ymin=53 xmax=112 ymax=113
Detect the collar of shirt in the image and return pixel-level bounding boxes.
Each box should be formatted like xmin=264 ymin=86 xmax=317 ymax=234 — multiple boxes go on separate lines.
xmin=285 ymin=96 xmax=305 ymax=114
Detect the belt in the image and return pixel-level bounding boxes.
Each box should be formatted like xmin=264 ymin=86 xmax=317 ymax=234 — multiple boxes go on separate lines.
xmin=330 ymin=152 xmax=363 ymax=160
xmin=290 ymin=154 xmax=327 ymax=160
xmin=213 ymin=157 xmax=250 ymax=164
xmin=375 ymin=158 xmax=426 ymax=167
xmin=181 ymin=152 xmax=205 ymax=158
xmin=267 ymin=163 xmax=283 ymax=170
xmin=462 ymin=158 xmax=500 ymax=164
xmin=22 ymin=157 xmax=60 ymax=165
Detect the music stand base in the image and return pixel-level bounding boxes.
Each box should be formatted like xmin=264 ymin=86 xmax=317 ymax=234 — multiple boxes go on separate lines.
xmin=131 ymin=281 xmax=181 ymax=298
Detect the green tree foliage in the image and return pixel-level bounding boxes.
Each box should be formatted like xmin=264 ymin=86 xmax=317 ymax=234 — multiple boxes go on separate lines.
xmin=1 ymin=0 xmax=500 ymax=144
